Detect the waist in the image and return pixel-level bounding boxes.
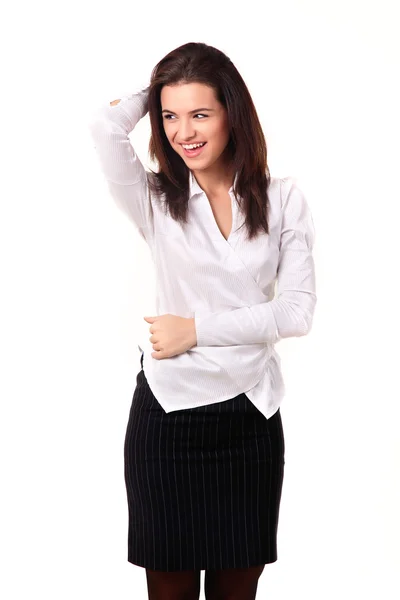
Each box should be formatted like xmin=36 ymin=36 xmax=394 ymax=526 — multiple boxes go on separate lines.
xmin=141 ymin=343 xmax=275 ymax=386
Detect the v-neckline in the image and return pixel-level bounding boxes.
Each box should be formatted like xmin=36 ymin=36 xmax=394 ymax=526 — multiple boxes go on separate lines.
xmin=202 ymin=192 xmax=237 ymax=244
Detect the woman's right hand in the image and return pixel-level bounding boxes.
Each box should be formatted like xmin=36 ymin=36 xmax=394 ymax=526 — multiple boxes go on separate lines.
xmin=109 ymin=85 xmax=149 ymax=110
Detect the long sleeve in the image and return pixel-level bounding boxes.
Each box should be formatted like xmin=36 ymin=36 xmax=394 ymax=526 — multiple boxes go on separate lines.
xmin=194 ymin=178 xmax=317 ymax=346
xmin=87 ymin=86 xmax=154 ymax=241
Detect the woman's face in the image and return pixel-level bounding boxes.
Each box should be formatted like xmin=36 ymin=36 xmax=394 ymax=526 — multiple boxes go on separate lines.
xmin=160 ymin=82 xmax=231 ymax=173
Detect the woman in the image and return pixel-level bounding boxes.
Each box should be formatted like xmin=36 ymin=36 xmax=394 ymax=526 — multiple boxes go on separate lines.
xmin=89 ymin=42 xmax=316 ymax=600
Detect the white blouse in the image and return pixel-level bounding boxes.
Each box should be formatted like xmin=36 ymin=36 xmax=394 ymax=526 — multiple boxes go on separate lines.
xmin=88 ymin=87 xmax=317 ymax=420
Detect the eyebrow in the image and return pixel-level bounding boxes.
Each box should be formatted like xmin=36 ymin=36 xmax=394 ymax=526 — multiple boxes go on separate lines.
xmin=161 ymin=108 xmax=215 ymax=114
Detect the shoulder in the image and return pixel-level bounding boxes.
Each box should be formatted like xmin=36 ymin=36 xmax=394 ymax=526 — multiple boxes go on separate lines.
xmin=269 ymin=174 xmax=298 ymax=192
xmin=268 ymin=175 xmax=306 ymax=209
xmin=268 ymin=175 xmax=296 ymax=207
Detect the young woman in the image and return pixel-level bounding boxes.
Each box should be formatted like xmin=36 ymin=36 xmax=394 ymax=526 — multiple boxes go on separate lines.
xmin=89 ymin=42 xmax=316 ymax=600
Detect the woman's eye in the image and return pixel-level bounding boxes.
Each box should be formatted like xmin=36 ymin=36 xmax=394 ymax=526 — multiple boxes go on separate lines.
xmin=163 ymin=114 xmax=207 ymax=120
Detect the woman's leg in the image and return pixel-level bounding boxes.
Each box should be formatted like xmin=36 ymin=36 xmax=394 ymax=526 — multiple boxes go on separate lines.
xmin=145 ymin=568 xmax=201 ymax=600
xmin=204 ymin=565 xmax=265 ymax=600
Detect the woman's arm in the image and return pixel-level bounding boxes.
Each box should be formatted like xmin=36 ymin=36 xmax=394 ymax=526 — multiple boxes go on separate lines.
xmin=194 ymin=178 xmax=317 ymax=346
xmin=88 ymin=87 xmax=154 ymax=241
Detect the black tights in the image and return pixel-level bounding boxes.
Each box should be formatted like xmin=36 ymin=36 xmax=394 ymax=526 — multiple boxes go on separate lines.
xmin=145 ymin=564 xmax=265 ymax=600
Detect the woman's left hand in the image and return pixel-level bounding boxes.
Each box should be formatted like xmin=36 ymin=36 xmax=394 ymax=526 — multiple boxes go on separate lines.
xmin=144 ymin=314 xmax=197 ymax=359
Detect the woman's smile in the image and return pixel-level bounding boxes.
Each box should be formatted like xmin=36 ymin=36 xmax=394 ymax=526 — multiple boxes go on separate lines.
xmin=180 ymin=142 xmax=207 ymax=157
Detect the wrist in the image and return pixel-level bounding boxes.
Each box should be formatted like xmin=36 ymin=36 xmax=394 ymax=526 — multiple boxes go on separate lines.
xmin=190 ymin=317 xmax=197 ymax=347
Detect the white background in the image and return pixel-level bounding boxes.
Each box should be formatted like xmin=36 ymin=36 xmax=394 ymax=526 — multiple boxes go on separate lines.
xmin=1 ymin=0 xmax=399 ymax=598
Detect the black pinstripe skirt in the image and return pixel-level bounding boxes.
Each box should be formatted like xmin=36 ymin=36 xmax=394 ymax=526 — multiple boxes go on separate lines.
xmin=123 ymin=353 xmax=285 ymax=572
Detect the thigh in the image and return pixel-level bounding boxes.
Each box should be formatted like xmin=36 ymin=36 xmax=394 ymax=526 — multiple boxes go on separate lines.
xmin=204 ymin=565 xmax=265 ymax=600
xmin=266 ymin=407 xmax=285 ymax=463
xmin=145 ymin=568 xmax=201 ymax=600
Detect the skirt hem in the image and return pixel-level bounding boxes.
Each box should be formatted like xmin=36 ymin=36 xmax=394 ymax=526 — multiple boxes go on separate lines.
xmin=127 ymin=554 xmax=278 ymax=571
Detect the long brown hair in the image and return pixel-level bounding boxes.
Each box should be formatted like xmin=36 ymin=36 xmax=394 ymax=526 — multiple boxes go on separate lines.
xmin=147 ymin=42 xmax=270 ymax=240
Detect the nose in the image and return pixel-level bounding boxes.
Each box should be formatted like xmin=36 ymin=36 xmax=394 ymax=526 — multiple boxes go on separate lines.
xmin=178 ymin=118 xmax=196 ymax=142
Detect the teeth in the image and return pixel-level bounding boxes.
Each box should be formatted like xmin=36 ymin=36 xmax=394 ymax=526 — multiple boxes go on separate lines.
xmin=182 ymin=142 xmax=205 ymax=149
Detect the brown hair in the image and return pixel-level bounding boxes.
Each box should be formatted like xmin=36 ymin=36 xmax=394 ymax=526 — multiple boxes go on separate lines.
xmin=147 ymin=42 xmax=270 ymax=240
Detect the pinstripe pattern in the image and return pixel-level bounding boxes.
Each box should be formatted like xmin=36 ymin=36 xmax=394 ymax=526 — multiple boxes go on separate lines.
xmin=124 ymin=354 xmax=285 ymax=572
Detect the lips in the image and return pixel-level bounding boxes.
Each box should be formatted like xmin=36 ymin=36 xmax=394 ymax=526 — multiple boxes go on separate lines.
xmin=180 ymin=142 xmax=207 ymax=158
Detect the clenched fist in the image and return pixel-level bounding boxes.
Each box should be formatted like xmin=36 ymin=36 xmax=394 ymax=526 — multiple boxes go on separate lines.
xmin=144 ymin=314 xmax=197 ymax=360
